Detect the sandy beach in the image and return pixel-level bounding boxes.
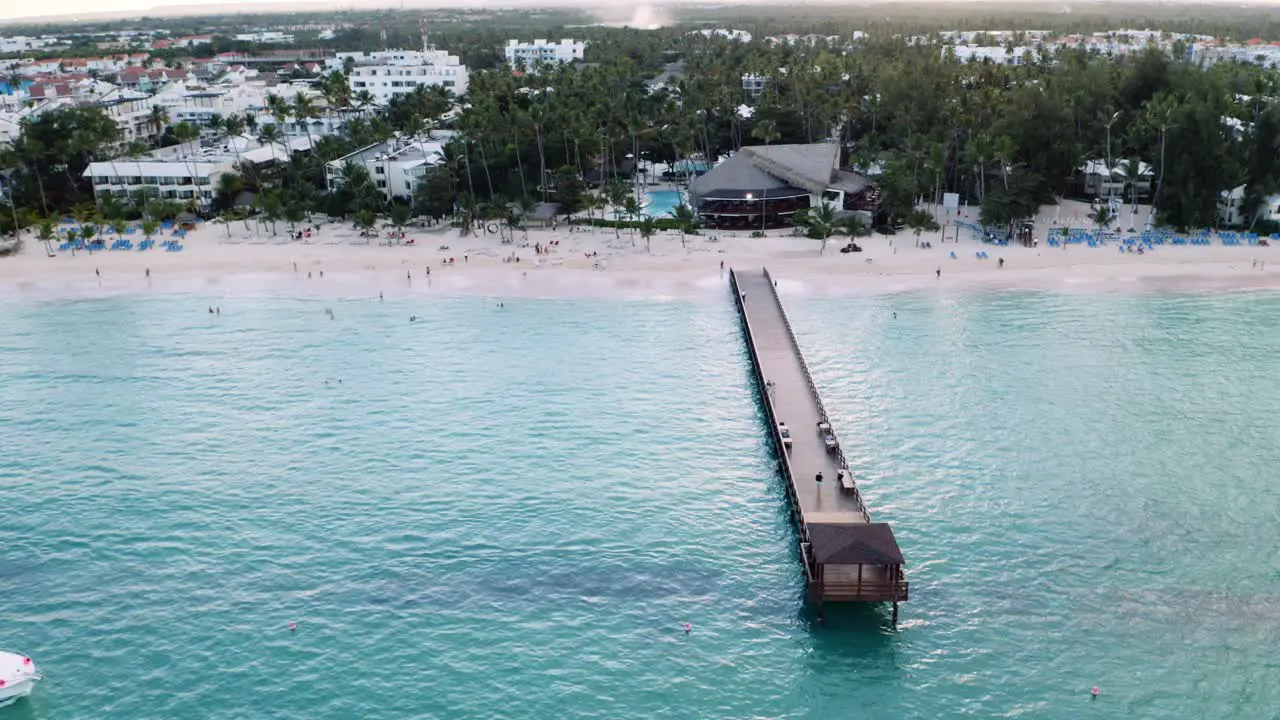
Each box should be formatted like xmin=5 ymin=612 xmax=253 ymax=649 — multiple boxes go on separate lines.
xmin=3 ymin=200 xmax=1277 ymax=300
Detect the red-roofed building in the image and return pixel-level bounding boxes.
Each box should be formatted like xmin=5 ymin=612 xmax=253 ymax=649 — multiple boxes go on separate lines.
xmin=27 ymin=83 xmax=73 ymax=100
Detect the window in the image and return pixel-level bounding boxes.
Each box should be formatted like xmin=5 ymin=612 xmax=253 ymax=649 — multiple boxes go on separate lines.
xmin=375 ymin=166 xmax=384 ymax=174
xmin=376 ymin=180 xmax=386 ymax=189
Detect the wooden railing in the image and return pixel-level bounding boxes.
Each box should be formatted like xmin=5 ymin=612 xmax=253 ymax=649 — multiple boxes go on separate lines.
xmin=760 ymin=267 xmax=869 ymax=521
xmin=820 ymin=580 xmax=910 ymax=602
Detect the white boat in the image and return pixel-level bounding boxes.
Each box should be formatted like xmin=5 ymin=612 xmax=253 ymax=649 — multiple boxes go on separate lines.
xmin=0 ymin=651 xmax=40 ymax=707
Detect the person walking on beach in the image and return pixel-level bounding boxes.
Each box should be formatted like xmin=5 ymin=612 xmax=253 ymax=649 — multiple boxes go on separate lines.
xmin=998 ymin=257 xmax=1005 ymax=269
xmin=815 ymin=471 xmax=824 ymax=484
xmin=95 ymin=268 xmax=100 ymax=278
xmin=145 ymin=268 xmax=150 ymax=279
xmin=936 ymin=267 xmax=941 ymax=279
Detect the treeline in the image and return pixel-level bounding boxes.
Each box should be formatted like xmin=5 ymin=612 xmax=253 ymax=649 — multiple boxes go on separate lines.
xmin=4 ymin=32 xmax=1280 ymax=240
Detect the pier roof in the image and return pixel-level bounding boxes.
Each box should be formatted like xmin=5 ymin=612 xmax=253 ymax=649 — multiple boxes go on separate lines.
xmin=809 ymin=523 xmax=904 ymax=565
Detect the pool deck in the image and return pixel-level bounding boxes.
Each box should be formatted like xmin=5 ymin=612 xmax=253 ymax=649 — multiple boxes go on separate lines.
xmin=730 ymin=267 xmax=908 ymax=614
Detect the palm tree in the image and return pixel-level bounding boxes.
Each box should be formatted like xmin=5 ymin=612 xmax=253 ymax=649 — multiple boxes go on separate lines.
xmin=266 ymin=93 xmax=290 ymax=127
xmin=622 ymin=195 xmax=643 ymax=245
xmin=147 ymin=105 xmax=170 ymax=146
xmin=36 ymin=218 xmax=56 ymax=255
xmin=798 ymin=201 xmax=837 ymax=254
xmin=172 ymin=121 xmax=203 ymax=206
xmin=81 ymin=221 xmax=98 ymax=250
xmin=354 ymin=90 xmax=375 ymax=118
xmin=257 ymin=123 xmax=286 ymax=163
xmin=1120 ymin=156 xmax=1146 ymax=216
xmin=516 ymin=194 xmax=537 ymax=243
xmin=992 ymin=134 xmax=1015 ymax=192
xmin=1143 ymin=92 xmax=1179 ymax=217
xmin=292 ymin=91 xmax=318 ymax=151
xmin=603 ymin=178 xmax=630 ymax=239
xmin=141 ymin=219 xmax=158 ymax=245
xmin=1089 ymin=202 xmax=1114 ymax=231
xmin=966 ymin=133 xmax=994 ymax=204
xmin=750 ymin=118 xmax=781 ymax=146
xmin=389 ymin=203 xmax=412 ymax=235
xmin=638 ymin=216 xmax=658 ymax=253
xmin=668 ymin=202 xmax=696 ymax=248
xmin=905 ymin=208 xmax=939 ymax=246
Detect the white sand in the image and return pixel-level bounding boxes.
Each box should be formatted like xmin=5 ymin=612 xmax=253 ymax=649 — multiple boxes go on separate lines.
xmin=3 ymin=199 xmax=1277 ymax=300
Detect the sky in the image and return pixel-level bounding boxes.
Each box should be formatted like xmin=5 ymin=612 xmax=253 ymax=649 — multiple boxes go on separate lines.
xmin=3 ymin=0 xmax=1278 ymax=24
xmin=1 ymin=0 xmax=507 ymax=24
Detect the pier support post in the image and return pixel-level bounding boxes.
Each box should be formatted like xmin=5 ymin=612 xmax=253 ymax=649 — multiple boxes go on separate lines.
xmin=892 ymin=602 xmax=899 ymax=627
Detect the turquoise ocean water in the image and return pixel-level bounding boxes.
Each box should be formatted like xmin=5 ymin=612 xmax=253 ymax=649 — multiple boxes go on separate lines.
xmin=2 ymin=289 xmax=1279 ymax=718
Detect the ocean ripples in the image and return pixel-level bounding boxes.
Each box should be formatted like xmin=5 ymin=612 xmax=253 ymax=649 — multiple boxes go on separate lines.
xmin=2 ymin=291 xmax=1279 ymax=718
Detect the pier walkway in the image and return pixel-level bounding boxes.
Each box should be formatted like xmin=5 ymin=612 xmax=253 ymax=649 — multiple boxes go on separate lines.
xmin=731 ymin=268 xmax=908 ymax=612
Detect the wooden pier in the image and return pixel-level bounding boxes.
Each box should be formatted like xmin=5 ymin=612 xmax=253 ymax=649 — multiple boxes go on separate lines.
xmin=730 ymin=267 xmax=908 ymax=617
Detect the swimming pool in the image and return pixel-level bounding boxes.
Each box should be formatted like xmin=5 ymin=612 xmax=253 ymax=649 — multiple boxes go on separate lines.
xmin=642 ymin=190 xmax=684 ymax=218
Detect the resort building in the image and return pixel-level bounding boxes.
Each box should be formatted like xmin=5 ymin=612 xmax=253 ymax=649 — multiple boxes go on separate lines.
xmin=742 ymin=74 xmax=768 ymax=98
xmin=82 ymin=135 xmax=312 ymax=209
xmin=945 ymin=45 xmax=1036 ymax=65
xmin=1078 ymin=158 xmax=1153 ymax=198
xmin=233 ymin=31 xmax=296 ymax=44
xmin=1218 ymin=186 xmax=1280 ymax=227
xmin=339 ymin=49 xmax=468 ymax=105
xmin=93 ymin=89 xmax=161 ymax=146
xmin=0 ymin=35 xmax=60 ymax=53
xmin=503 ymin=39 xmax=586 ymax=69
xmin=689 ymin=143 xmax=877 ymax=230
xmin=325 ymin=137 xmax=445 ymax=202
xmin=690 ymin=29 xmax=753 ymax=43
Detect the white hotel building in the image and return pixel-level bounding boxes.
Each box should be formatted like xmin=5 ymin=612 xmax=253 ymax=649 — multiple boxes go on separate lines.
xmin=326 ymin=137 xmax=444 ymax=202
xmin=503 ymin=39 xmax=585 ymax=69
xmin=338 ymin=49 xmax=468 ymax=106
xmin=83 ymin=135 xmax=312 ymax=208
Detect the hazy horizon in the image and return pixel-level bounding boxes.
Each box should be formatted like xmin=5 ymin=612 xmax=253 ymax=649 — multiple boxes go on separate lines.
xmin=4 ymin=0 xmax=1280 ymax=27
